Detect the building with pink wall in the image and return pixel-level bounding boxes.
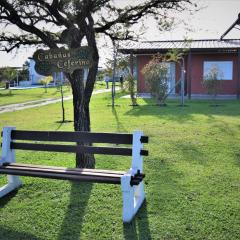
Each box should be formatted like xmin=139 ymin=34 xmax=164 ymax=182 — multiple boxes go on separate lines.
xmin=119 ymin=39 xmax=240 ymax=99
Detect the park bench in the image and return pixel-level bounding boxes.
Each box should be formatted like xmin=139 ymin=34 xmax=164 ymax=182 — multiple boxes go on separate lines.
xmin=0 ymin=126 xmax=148 ymax=222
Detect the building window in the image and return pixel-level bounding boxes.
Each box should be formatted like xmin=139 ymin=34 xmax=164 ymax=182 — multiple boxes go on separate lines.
xmin=203 ymin=61 xmax=233 ymax=80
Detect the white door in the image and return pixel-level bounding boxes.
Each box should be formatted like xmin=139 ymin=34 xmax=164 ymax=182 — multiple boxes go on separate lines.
xmin=165 ymin=62 xmax=176 ymax=94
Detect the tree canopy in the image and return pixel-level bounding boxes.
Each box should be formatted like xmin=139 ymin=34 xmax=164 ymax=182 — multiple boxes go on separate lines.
xmin=0 ymin=0 xmax=195 ymax=51
xmin=0 ymin=0 xmax=195 ymax=167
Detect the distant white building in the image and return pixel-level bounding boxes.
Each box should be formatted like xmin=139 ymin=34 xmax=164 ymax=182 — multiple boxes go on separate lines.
xmin=28 ymin=59 xmax=45 ymax=85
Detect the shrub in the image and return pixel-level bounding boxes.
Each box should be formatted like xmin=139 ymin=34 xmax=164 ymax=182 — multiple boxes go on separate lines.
xmin=202 ymin=65 xmax=223 ymax=102
xmin=142 ymin=54 xmax=168 ymax=105
xmin=40 ymin=76 xmax=53 ymax=93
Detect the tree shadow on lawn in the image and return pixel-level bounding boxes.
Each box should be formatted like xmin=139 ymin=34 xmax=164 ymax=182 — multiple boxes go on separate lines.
xmin=123 ymin=200 xmax=152 ymax=240
xmin=0 ymin=188 xmax=19 ymax=208
xmin=171 ymin=141 xmax=209 ymax=166
xmin=124 ymin=98 xmax=240 ymax=122
xmin=57 ymin=182 xmax=92 ymax=240
xmin=0 ymin=226 xmax=41 ymax=240
xmin=0 ymin=92 xmax=15 ymax=98
xmin=122 ymin=161 xmax=201 ymax=239
xmin=0 ymin=181 xmax=92 ymax=240
xmin=234 ymin=153 xmax=240 ymax=167
xmin=112 ymin=107 xmax=128 ymax=132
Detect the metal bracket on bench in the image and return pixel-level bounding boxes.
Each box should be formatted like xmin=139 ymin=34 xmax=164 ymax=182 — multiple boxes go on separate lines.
xmin=2 ymin=162 xmax=10 ymax=166
xmin=130 ymin=170 xmax=145 ymax=186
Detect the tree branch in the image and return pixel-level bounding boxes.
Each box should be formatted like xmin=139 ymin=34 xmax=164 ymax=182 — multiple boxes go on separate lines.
xmin=0 ymin=33 xmax=61 ymax=52
xmin=95 ymin=0 xmax=191 ymax=34
xmin=0 ymin=0 xmax=60 ymax=48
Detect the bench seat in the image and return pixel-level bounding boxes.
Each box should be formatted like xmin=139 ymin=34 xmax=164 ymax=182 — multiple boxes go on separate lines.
xmin=0 ymin=163 xmax=143 ymax=185
xmin=0 ymin=163 xmax=124 ymax=184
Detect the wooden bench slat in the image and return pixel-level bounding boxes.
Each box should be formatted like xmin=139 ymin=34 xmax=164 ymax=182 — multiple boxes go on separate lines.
xmin=0 ymin=167 xmax=121 ymax=184
xmin=0 ymin=164 xmax=143 ymax=185
xmin=11 ymin=142 xmax=133 ymax=155
xmin=9 ymin=163 xmax=126 ymax=175
xmin=0 ymin=164 xmax=124 ymax=177
xmin=11 ymin=142 xmax=149 ymax=156
xmin=0 ymin=168 xmax=122 ymax=184
xmin=11 ymin=130 xmax=134 ymax=144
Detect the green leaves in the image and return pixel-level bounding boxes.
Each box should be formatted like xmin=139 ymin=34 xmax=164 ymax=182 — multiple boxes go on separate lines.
xmin=1 ymin=67 xmax=17 ymax=81
xmin=142 ymin=54 xmax=169 ymax=105
xmin=202 ymin=66 xmax=223 ymax=99
xmin=124 ymin=72 xmax=138 ymax=106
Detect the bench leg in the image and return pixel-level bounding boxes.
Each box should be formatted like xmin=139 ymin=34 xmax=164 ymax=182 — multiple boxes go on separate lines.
xmin=121 ymin=176 xmax=145 ymax=223
xmin=0 ymin=127 xmax=22 ymax=198
xmin=0 ymin=175 xmax=22 ymax=198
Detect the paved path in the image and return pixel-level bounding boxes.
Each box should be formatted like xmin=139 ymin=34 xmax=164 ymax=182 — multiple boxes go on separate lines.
xmin=0 ymin=88 xmax=112 ymax=114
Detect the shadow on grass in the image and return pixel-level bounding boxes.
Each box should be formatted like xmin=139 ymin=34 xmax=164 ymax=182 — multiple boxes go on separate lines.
xmin=0 ymin=92 xmax=15 ymax=98
xmin=57 ymin=182 xmax=92 ymax=240
xmin=0 ymin=226 xmax=41 ymax=240
xmin=123 ymin=201 xmax=151 ymax=240
xmin=124 ymin=98 xmax=240 ymax=122
xmin=112 ymin=107 xmax=128 ymax=132
xmin=0 ymin=189 xmax=19 ymax=208
xmin=235 ymin=153 xmax=240 ymax=167
xmin=172 ymin=141 xmax=208 ymax=166
xmin=124 ymin=104 xmax=195 ymax=122
xmin=55 ymin=120 xmax=73 ymax=130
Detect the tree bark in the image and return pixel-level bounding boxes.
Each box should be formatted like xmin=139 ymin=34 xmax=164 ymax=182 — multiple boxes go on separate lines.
xmin=68 ymin=69 xmax=95 ymax=168
xmin=68 ymin=41 xmax=99 ymax=168
xmin=65 ymin=18 xmax=99 ymax=169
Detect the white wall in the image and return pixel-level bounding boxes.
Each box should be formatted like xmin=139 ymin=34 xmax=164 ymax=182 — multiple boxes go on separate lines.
xmin=28 ymin=59 xmax=45 ymax=84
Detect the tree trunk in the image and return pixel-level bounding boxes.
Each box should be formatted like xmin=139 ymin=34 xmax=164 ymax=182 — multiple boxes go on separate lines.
xmin=69 ymin=69 xmax=95 ymax=168
xmin=66 ymin=22 xmax=99 ymax=169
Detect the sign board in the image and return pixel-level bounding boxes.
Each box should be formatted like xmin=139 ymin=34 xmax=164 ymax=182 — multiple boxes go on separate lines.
xmin=32 ymin=47 xmax=92 ymax=76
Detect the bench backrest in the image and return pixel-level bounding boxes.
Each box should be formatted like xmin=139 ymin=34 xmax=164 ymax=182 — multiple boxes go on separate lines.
xmin=1 ymin=128 xmax=148 ymax=157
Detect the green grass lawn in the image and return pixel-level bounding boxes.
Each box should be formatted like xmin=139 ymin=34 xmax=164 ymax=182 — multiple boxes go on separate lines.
xmin=0 ymin=86 xmax=72 ymax=106
xmin=0 ymin=81 xmax=109 ymax=106
xmin=0 ymin=93 xmax=240 ymax=240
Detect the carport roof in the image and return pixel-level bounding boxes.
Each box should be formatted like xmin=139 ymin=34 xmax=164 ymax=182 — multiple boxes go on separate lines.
xmin=118 ymin=39 xmax=240 ymax=54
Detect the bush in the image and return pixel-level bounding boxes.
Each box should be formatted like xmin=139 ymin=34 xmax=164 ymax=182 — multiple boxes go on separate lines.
xmin=40 ymin=76 xmax=53 ymax=93
xmin=142 ymin=55 xmax=168 ymax=105
xmin=202 ymin=66 xmax=223 ymax=101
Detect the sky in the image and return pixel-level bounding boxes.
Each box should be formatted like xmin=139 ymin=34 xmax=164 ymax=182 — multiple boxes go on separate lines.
xmin=0 ymin=0 xmax=239 ymax=68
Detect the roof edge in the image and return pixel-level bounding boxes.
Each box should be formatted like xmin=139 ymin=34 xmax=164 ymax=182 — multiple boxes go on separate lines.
xmin=142 ymin=39 xmax=240 ymax=43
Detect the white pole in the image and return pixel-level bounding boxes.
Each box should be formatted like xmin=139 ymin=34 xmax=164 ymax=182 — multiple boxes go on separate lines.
xmin=180 ymin=58 xmax=185 ymax=106
xmin=16 ymin=70 xmax=19 ymax=86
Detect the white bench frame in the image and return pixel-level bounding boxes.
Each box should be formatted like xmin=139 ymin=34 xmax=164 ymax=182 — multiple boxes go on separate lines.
xmin=0 ymin=126 xmax=146 ymax=223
